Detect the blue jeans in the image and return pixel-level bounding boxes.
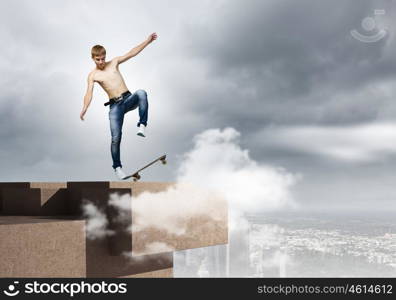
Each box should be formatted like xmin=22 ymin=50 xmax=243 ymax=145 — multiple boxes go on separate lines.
xmin=109 ymin=89 xmax=148 ymax=169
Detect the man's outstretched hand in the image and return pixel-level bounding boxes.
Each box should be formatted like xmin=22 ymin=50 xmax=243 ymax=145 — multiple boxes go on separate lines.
xmin=80 ymin=108 xmax=87 ymax=121
xmin=147 ymin=32 xmax=157 ymax=43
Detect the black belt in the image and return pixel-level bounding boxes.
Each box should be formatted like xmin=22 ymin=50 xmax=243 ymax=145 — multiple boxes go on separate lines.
xmin=104 ymin=91 xmax=131 ymax=106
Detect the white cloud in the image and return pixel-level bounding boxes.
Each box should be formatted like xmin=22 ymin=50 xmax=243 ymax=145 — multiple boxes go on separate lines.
xmin=81 ymin=200 xmax=115 ymax=239
xmin=177 ymin=127 xmax=299 ymax=215
xmin=127 ymin=184 xmax=226 ymax=237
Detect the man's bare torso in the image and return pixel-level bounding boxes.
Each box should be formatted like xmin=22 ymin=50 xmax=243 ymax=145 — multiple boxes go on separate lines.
xmin=91 ymin=59 xmax=129 ymax=99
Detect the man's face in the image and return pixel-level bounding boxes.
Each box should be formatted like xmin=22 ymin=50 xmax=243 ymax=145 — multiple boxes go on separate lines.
xmin=93 ymin=54 xmax=106 ymax=70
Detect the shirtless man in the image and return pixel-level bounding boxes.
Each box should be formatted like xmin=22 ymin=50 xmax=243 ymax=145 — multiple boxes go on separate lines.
xmin=80 ymin=33 xmax=157 ymax=180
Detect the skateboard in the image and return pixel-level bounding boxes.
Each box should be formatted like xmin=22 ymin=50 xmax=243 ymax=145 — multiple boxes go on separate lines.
xmin=123 ymin=154 xmax=167 ymax=181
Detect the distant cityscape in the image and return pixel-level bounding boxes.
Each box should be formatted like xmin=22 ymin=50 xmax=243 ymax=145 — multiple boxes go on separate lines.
xmin=174 ymin=211 xmax=396 ymax=277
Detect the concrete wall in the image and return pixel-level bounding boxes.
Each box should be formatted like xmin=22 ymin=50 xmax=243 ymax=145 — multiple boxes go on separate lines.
xmin=0 ymin=181 xmax=228 ymax=278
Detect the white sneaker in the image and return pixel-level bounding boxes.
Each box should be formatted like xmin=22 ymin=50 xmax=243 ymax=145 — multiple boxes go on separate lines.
xmin=114 ymin=167 xmax=127 ymax=180
xmin=137 ymin=124 xmax=146 ymax=137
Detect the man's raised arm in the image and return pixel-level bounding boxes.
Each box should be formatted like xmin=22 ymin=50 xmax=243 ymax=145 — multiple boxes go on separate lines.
xmin=116 ymin=32 xmax=157 ymax=64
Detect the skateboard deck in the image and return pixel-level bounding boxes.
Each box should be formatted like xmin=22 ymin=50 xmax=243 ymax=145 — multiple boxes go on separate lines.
xmin=123 ymin=154 xmax=167 ymax=181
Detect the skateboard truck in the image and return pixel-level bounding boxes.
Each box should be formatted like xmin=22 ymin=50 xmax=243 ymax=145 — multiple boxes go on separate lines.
xmin=132 ymin=173 xmax=141 ymax=182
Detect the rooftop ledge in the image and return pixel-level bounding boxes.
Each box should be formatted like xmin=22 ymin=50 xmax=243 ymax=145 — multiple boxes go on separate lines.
xmin=0 ymin=181 xmax=228 ymax=278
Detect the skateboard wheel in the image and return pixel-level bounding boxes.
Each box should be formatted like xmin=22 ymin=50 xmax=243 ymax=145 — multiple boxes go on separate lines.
xmin=161 ymin=159 xmax=167 ymax=165
xmin=133 ymin=178 xmax=138 ymax=182
xmin=132 ymin=174 xmax=141 ymax=180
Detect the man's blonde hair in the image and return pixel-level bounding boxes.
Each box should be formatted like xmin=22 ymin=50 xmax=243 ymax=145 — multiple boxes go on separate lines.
xmin=91 ymin=45 xmax=106 ymax=58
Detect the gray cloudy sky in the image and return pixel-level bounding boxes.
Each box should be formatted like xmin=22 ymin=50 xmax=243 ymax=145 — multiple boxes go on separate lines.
xmin=1 ymin=0 xmax=396 ymax=212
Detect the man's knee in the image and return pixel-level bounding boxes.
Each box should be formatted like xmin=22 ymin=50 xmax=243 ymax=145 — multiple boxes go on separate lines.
xmin=136 ymin=89 xmax=147 ymax=98
xmin=111 ymin=134 xmax=122 ymax=144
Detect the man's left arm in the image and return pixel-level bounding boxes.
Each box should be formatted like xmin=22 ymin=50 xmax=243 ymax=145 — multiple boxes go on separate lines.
xmin=116 ymin=32 xmax=157 ymax=64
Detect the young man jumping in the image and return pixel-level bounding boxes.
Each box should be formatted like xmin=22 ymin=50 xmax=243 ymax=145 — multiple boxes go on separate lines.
xmin=80 ymin=32 xmax=157 ymax=180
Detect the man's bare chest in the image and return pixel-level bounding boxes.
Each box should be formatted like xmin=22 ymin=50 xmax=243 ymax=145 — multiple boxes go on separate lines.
xmin=94 ymin=68 xmax=122 ymax=84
